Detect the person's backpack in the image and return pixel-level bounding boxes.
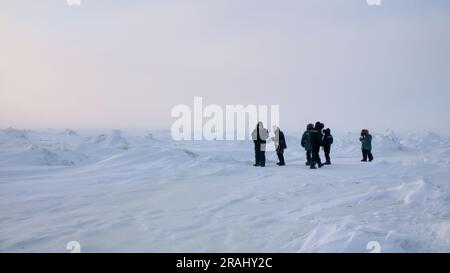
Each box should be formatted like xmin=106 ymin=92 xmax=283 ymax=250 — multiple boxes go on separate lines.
xmin=301 ymin=132 xmax=307 ymax=148
xmin=301 ymin=131 xmax=310 ymax=148
xmin=302 ymin=131 xmax=312 ymax=150
xmin=326 ymin=135 xmax=333 ymax=145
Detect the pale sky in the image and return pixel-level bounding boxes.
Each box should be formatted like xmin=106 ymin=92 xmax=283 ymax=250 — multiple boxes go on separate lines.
xmin=1 ymin=0 xmax=450 ymax=133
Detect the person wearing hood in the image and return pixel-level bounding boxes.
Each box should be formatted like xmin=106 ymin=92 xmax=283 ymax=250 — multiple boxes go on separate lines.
xmin=322 ymin=128 xmax=334 ymax=165
xmin=360 ymin=129 xmax=374 ymax=162
xmin=272 ymin=126 xmax=287 ymax=166
xmin=301 ymin=123 xmax=314 ymax=166
xmin=309 ymin=122 xmax=325 ymax=169
xmin=251 ymin=122 xmax=270 ymax=167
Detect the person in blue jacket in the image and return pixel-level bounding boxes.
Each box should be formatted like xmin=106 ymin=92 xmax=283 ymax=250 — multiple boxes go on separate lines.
xmin=360 ymin=129 xmax=374 ymax=162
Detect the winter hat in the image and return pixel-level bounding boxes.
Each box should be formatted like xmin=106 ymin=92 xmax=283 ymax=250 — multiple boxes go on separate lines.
xmin=315 ymin=122 xmax=324 ymax=130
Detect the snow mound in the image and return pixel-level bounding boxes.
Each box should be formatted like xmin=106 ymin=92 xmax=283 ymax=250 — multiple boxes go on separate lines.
xmin=400 ymin=132 xmax=444 ymax=151
xmin=334 ymin=129 xmax=448 ymax=155
xmin=0 ymin=128 xmax=31 ymax=144
xmin=64 ymin=128 xmax=78 ymax=136
xmin=333 ymin=133 xmax=360 ymax=155
xmin=182 ymin=149 xmax=199 ymax=158
xmin=299 ymin=219 xmax=370 ymax=252
xmin=94 ymin=130 xmax=130 ymax=150
xmin=145 ymin=133 xmax=154 ymax=140
xmin=21 ymin=144 xmax=87 ymax=166
xmin=373 ymin=129 xmax=403 ymax=152
xmin=366 ymin=179 xmax=441 ymax=206
xmin=437 ymin=149 xmax=450 ymax=159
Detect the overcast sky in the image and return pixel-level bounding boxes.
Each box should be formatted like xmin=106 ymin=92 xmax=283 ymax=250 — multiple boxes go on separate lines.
xmin=1 ymin=0 xmax=450 ymax=133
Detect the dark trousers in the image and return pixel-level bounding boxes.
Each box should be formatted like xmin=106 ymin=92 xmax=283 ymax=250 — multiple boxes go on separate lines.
xmin=310 ymin=147 xmax=322 ymax=167
xmin=324 ymin=146 xmax=331 ymax=163
xmin=277 ymin=148 xmax=285 ymax=165
xmin=362 ymin=149 xmax=374 ymax=161
xmin=254 ymin=144 xmax=266 ymax=166
xmin=306 ymin=150 xmax=311 ymax=164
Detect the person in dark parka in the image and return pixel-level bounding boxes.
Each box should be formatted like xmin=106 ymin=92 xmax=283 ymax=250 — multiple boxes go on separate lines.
xmin=309 ymin=122 xmax=324 ymax=169
xmin=360 ymin=129 xmax=374 ymax=162
xmin=322 ymin=128 xmax=334 ymax=165
xmin=301 ymin=123 xmax=314 ymax=165
xmin=272 ymin=126 xmax=287 ymax=166
xmin=251 ymin=122 xmax=269 ymax=167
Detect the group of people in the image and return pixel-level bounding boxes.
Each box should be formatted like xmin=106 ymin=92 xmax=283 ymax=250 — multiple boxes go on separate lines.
xmin=251 ymin=122 xmax=374 ymax=168
xmin=300 ymin=122 xmax=333 ymax=169
xmin=251 ymin=122 xmax=286 ymax=167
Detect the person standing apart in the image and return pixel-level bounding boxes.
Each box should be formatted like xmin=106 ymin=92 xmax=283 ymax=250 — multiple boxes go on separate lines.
xmin=360 ymin=129 xmax=374 ymax=162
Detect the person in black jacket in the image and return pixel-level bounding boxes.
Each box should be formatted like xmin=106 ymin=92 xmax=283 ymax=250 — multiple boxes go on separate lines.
xmin=251 ymin=122 xmax=269 ymax=167
xmin=272 ymin=126 xmax=287 ymax=166
xmin=322 ymin=128 xmax=334 ymax=165
xmin=301 ymin=123 xmax=314 ymax=166
xmin=309 ymin=122 xmax=324 ymax=169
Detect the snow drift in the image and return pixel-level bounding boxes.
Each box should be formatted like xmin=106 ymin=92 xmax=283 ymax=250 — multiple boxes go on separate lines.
xmin=0 ymin=128 xmax=449 ymax=253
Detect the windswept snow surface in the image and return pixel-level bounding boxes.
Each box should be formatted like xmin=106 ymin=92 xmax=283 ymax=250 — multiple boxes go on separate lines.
xmin=0 ymin=128 xmax=449 ymax=253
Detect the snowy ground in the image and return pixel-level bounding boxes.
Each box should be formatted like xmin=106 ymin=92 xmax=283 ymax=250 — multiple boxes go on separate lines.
xmin=0 ymin=128 xmax=450 ymax=253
